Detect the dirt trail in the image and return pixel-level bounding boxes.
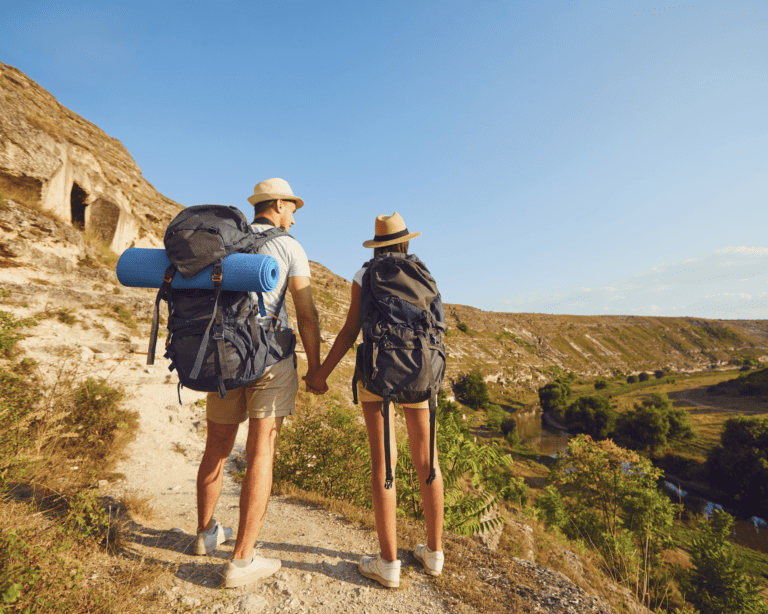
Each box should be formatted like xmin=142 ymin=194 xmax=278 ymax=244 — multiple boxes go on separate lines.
xmin=107 ymin=353 xmax=457 ymax=614
xmin=9 ymin=297 xmax=457 ymax=613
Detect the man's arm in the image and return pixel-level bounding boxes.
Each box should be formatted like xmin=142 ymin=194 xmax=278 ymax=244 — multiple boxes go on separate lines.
xmin=288 ymin=275 xmax=322 ymax=377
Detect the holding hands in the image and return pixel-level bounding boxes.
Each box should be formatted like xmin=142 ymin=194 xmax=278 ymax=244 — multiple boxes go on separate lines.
xmin=303 ymin=371 xmax=328 ymax=395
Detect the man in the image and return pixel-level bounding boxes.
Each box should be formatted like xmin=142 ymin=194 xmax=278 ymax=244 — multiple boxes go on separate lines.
xmin=194 ymin=178 xmax=325 ymax=588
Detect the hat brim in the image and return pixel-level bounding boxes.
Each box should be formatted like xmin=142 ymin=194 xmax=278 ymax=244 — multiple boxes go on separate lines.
xmin=247 ymin=193 xmax=305 ymax=209
xmin=362 ymin=231 xmax=422 ymax=248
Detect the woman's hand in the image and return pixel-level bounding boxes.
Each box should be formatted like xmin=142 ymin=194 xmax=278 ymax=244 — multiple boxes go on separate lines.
xmin=303 ymin=372 xmax=329 ymax=395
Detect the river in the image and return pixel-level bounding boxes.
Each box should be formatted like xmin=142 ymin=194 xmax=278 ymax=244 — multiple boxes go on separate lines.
xmin=511 ymin=408 xmax=768 ymax=555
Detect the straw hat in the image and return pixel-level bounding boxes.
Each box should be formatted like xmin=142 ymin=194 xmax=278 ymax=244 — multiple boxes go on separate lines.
xmin=362 ymin=212 xmax=422 ymax=248
xmin=247 ymin=178 xmax=304 ymax=209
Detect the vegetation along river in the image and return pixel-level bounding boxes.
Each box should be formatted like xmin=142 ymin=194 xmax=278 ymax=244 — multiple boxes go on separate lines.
xmin=511 ymin=408 xmax=768 ymax=555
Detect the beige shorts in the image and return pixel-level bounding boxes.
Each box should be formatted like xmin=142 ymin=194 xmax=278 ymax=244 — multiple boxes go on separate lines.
xmin=207 ymin=355 xmax=298 ymax=424
xmin=356 ymin=381 xmax=430 ymax=409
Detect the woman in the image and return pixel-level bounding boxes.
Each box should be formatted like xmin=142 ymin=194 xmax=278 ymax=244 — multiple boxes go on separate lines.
xmin=304 ymin=212 xmax=445 ymax=588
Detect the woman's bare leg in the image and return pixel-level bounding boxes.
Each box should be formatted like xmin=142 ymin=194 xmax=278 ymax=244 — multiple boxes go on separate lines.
xmin=404 ymin=406 xmax=443 ymax=552
xmin=361 ymin=400 xmax=398 ymax=562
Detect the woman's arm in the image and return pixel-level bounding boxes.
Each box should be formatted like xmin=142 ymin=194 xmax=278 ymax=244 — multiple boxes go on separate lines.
xmin=304 ymin=282 xmax=362 ymax=392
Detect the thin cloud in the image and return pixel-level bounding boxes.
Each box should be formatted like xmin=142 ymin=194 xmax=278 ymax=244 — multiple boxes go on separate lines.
xmin=501 ymin=247 xmax=768 ymax=318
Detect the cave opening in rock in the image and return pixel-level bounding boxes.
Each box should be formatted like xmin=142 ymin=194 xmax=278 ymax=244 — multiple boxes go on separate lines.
xmin=70 ymin=183 xmax=88 ymax=230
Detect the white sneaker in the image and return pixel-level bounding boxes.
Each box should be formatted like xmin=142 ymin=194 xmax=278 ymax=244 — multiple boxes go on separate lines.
xmin=193 ymin=520 xmax=233 ymax=556
xmin=223 ymin=553 xmax=281 ymax=588
xmin=414 ymin=544 xmax=444 ymax=576
xmin=358 ymin=553 xmax=401 ymax=588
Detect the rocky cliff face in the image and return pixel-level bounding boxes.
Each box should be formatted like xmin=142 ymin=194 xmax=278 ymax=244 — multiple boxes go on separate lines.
xmin=0 ymin=62 xmax=183 ymax=253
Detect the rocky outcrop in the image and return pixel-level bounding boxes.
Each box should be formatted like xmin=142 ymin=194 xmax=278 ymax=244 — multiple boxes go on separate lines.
xmin=0 ymin=62 xmax=183 ymax=253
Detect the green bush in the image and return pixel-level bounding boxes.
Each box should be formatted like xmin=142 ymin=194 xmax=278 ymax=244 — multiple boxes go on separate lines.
xmin=64 ymin=378 xmax=129 ymax=464
xmin=454 ymin=370 xmax=490 ymax=409
xmin=614 ymin=393 xmax=695 ymax=454
xmin=682 ymin=510 xmax=768 ymax=614
xmin=638 ymin=372 xmax=650 ymax=382
xmin=563 ymin=395 xmax=616 ymax=440
xmin=274 ymin=407 xmax=371 ymax=507
xmin=457 ymin=322 xmax=470 ymax=334
xmin=594 ymin=378 xmax=609 ymax=390
xmin=0 ymin=310 xmax=38 ymax=358
xmin=627 ymin=375 xmax=637 ymax=384
xmin=485 ymin=403 xmax=506 ymax=433
xmin=538 ymin=380 xmax=572 ymax=413
xmin=706 ymin=415 xmax=768 ymax=515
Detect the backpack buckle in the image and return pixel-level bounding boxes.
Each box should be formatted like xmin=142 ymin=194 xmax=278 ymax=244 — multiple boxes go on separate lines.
xmin=163 ymin=273 xmax=174 ymax=283
xmin=211 ymin=273 xmax=223 ymax=282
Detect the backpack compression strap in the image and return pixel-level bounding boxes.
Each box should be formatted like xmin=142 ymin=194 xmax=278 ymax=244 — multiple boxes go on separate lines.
xmin=189 ymin=262 xmax=226 ymax=397
xmin=382 ymin=389 xmax=394 ymax=490
xmin=418 ymin=332 xmax=438 ymax=485
xmin=427 ymin=393 xmax=437 ymax=485
xmin=147 ymin=264 xmax=176 ymax=365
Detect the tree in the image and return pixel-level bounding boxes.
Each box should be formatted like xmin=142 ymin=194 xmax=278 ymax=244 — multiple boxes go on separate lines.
xmin=454 ymin=370 xmax=490 ymax=409
xmin=706 ymin=415 xmax=768 ymax=515
xmin=627 ymin=375 xmax=637 ymax=384
xmin=538 ymin=380 xmax=571 ymax=413
xmin=638 ymin=372 xmax=650 ymax=382
xmin=682 ymin=510 xmax=768 ymax=614
xmin=563 ymin=395 xmax=617 ymax=440
xmin=614 ymin=393 xmax=694 ymax=454
xmin=544 ymin=435 xmax=676 ymax=605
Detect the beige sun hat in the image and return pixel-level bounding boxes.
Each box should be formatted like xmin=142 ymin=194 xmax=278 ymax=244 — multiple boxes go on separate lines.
xmin=247 ymin=178 xmax=304 ymax=209
xmin=362 ymin=212 xmax=422 ymax=248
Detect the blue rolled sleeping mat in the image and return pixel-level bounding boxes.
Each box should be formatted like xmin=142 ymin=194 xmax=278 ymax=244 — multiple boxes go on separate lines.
xmin=116 ymin=248 xmax=279 ymax=292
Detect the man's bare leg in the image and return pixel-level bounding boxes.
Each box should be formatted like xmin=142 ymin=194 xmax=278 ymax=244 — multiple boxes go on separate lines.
xmin=232 ymin=416 xmax=283 ymax=560
xmin=197 ymin=419 xmax=239 ymax=532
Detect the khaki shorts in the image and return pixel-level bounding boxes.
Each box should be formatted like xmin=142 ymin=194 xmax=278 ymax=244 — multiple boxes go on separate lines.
xmin=207 ymin=355 xmax=298 ymax=424
xmin=356 ymin=381 xmax=430 ymax=409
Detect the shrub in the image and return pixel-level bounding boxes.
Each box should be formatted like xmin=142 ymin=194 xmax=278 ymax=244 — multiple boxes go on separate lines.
xmin=454 ymin=370 xmax=490 ymax=409
xmin=537 ymin=380 xmax=571 ymax=413
xmin=594 ymin=378 xmax=609 ymax=390
xmin=274 ymin=406 xmax=371 ymax=507
xmin=654 ymin=370 xmax=665 ymax=379
xmin=681 ymin=510 xmax=768 ymax=614
xmin=563 ymin=395 xmax=617 ymax=440
xmin=485 ymin=403 xmax=506 ymax=432
xmin=614 ymin=393 xmax=694 ymax=455
xmin=638 ymin=372 xmax=650 ymax=382
xmin=457 ymin=322 xmax=470 ymax=334
xmin=63 ymin=378 xmax=131 ymax=466
xmin=546 ymin=435 xmax=676 ymax=606
xmin=627 ymin=375 xmax=637 ymax=384
xmin=706 ymin=415 xmax=768 ymax=515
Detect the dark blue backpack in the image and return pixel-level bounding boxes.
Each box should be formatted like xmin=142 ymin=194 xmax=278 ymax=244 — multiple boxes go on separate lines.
xmin=147 ymin=205 xmax=294 ymax=400
xmin=353 ymin=252 xmax=446 ymax=488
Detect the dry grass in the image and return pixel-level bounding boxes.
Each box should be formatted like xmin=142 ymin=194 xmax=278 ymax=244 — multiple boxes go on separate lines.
xmin=118 ymin=491 xmax=156 ymax=523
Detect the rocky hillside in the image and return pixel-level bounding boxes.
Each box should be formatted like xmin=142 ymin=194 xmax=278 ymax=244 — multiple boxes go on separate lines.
xmin=0 ymin=62 xmax=183 ymax=254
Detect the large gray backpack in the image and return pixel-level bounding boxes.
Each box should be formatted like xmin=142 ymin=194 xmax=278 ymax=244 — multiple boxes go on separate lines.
xmin=147 ymin=205 xmax=294 ymax=399
xmin=353 ymin=252 xmax=446 ymax=489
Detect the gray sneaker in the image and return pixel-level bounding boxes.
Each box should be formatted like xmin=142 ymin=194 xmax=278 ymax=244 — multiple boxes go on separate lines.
xmin=414 ymin=544 xmax=444 ymax=576
xmin=193 ymin=520 xmax=233 ymax=556
xmin=358 ymin=553 xmax=401 ymax=588
xmin=223 ymin=554 xmax=281 ymax=588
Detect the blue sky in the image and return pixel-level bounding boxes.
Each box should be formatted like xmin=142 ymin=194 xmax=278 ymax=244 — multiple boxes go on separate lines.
xmin=2 ymin=1 xmax=766 ymax=319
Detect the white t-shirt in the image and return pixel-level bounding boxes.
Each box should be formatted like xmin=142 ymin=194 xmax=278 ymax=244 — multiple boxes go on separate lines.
xmin=251 ymin=223 xmax=311 ymax=330
xmin=352 ymin=266 xmax=367 ymax=288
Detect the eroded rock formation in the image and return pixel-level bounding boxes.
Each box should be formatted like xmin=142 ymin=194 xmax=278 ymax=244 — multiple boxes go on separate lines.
xmin=0 ymin=62 xmax=183 ymax=252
